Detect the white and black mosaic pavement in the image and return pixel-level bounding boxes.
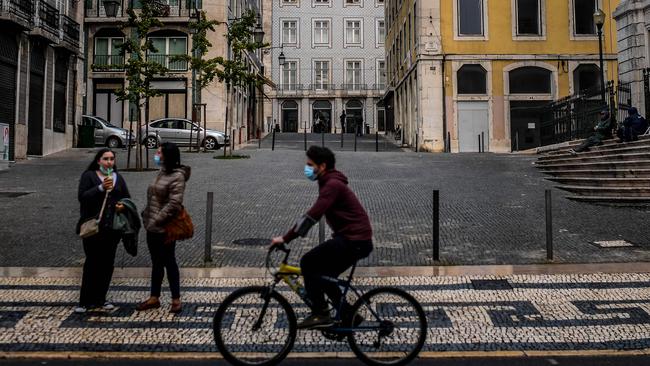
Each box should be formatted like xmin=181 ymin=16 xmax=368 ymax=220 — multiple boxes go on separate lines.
xmin=2 ymin=273 xmax=650 ymax=353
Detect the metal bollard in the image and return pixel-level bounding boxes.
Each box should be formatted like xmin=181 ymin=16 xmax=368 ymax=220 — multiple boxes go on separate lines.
xmin=321 ymin=130 xmax=325 ymax=147
xmin=232 ymin=129 xmax=236 ymax=151
xmin=304 ymin=127 xmax=307 ymax=151
xmin=447 ymin=132 xmax=451 ymax=153
xmin=478 ymin=135 xmax=481 ymax=153
xmin=481 ymin=132 xmax=485 ymax=153
xmin=272 ymin=128 xmax=276 ymax=151
xmin=545 ymin=189 xmax=553 ymax=261
xmin=318 ymin=218 xmax=325 ymax=244
xmin=416 ymin=133 xmax=419 ymax=153
xmin=341 ymin=130 xmax=344 ymax=148
xmin=375 ymin=131 xmax=379 ymax=152
xmin=204 ymin=192 xmax=213 ymax=263
xmin=257 ymin=128 xmax=261 ymax=149
xmin=354 ymin=132 xmax=357 ymax=152
xmin=433 ymin=190 xmax=440 ymax=262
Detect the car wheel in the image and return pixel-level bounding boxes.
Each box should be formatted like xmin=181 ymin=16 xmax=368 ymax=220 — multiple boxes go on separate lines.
xmin=144 ymin=136 xmax=158 ymax=149
xmin=204 ymin=137 xmax=218 ymax=150
xmin=106 ymin=136 xmax=121 ymax=149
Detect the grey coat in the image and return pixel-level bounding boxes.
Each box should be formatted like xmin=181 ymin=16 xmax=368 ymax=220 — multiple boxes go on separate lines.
xmin=142 ymin=166 xmax=191 ymax=233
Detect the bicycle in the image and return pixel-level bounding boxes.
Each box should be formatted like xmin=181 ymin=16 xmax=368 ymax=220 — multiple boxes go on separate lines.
xmin=213 ymin=243 xmax=428 ymax=366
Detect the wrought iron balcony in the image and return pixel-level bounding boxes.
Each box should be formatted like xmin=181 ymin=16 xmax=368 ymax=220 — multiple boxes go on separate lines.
xmin=38 ymin=0 xmax=59 ymax=36
xmin=61 ymin=14 xmax=79 ymax=45
xmin=86 ymin=0 xmax=193 ymax=18
xmin=342 ymin=83 xmax=367 ymax=91
xmin=309 ymin=83 xmax=334 ymax=91
xmin=0 ymin=0 xmax=33 ymax=24
xmin=147 ymin=53 xmax=187 ymax=71
xmin=92 ymin=54 xmax=125 ymax=71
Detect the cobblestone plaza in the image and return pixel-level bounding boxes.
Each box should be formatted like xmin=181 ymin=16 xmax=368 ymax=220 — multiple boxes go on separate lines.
xmin=0 ymin=138 xmax=649 ymax=267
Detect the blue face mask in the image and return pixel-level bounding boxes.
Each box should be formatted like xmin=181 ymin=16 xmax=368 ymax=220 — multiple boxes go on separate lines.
xmin=99 ymin=166 xmax=113 ymax=176
xmin=153 ymin=155 xmax=162 ymax=167
xmin=304 ymin=165 xmax=318 ymax=181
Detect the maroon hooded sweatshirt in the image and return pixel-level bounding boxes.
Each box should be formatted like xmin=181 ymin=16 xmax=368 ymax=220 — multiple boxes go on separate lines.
xmin=283 ymin=169 xmax=373 ymax=243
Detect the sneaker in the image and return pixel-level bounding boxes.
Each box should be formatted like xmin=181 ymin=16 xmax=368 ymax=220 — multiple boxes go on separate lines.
xmin=568 ymin=149 xmax=577 ymax=156
xmin=297 ymin=313 xmax=334 ymax=329
xmin=73 ymin=306 xmax=87 ymax=314
xmin=102 ymin=302 xmax=116 ymax=310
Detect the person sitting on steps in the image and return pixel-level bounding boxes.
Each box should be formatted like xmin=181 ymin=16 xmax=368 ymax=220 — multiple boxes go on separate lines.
xmin=570 ymin=108 xmax=613 ymax=154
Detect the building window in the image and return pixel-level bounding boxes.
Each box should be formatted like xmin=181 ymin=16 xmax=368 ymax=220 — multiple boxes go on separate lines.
xmin=345 ymin=60 xmax=362 ymax=90
xmin=94 ymin=37 xmax=124 ymax=69
xmin=573 ymin=0 xmax=596 ymax=35
xmin=376 ymin=59 xmax=386 ymax=89
xmin=282 ymin=0 xmax=298 ymax=4
xmin=458 ymin=0 xmax=484 ymax=36
xmin=313 ymin=20 xmax=330 ymax=45
xmin=314 ymin=60 xmax=330 ymax=90
xmin=282 ymin=20 xmax=298 ymax=45
xmin=313 ymin=0 xmax=329 ymax=5
xmin=573 ymin=64 xmax=601 ymax=92
xmin=516 ymin=0 xmax=541 ymax=35
xmin=345 ymin=19 xmax=362 ymax=45
xmin=282 ymin=60 xmax=298 ymax=90
xmin=509 ymin=66 xmax=552 ymax=94
xmin=377 ymin=19 xmax=385 ymax=46
xmin=148 ymin=37 xmax=187 ymax=71
xmin=457 ymin=64 xmax=487 ymax=94
xmin=345 ymin=0 xmax=361 ymax=5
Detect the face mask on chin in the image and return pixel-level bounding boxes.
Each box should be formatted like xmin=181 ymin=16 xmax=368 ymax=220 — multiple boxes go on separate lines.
xmin=99 ymin=166 xmax=113 ymax=176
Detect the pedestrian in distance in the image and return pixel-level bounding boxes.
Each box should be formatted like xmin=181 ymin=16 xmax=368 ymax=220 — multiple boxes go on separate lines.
xmin=356 ymin=116 xmax=363 ymax=137
xmin=137 ymin=142 xmax=191 ymax=314
xmin=75 ymin=148 xmax=131 ymax=313
xmin=340 ymin=111 xmax=346 ymax=133
xmin=270 ymin=146 xmax=373 ymax=329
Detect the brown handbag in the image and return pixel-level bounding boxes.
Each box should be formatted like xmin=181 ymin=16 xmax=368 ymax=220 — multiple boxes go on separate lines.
xmin=164 ymin=206 xmax=194 ymax=244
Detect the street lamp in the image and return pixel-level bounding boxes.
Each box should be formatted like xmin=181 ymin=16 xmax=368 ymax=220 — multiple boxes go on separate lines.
xmin=278 ymin=51 xmax=285 ymax=66
xmin=593 ymin=8 xmax=606 ymax=103
xmin=253 ymin=23 xmax=264 ymax=44
xmin=102 ymin=0 xmax=120 ymax=17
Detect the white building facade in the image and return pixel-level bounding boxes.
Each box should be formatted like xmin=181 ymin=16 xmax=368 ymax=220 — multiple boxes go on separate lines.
xmin=270 ymin=0 xmax=386 ymax=134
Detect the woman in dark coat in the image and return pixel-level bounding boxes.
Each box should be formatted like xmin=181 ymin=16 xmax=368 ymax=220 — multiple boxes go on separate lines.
xmin=137 ymin=142 xmax=190 ymax=314
xmin=75 ymin=148 xmax=130 ymax=313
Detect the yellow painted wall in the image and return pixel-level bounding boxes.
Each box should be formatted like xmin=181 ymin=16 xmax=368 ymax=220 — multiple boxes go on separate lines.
xmin=440 ymin=0 xmax=619 ymax=56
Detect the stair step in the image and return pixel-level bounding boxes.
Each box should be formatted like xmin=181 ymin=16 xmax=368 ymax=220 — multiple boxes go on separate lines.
xmin=541 ymin=169 xmax=650 ymax=178
xmin=566 ymin=195 xmax=650 ymax=206
xmin=537 ymin=160 xmax=650 ymax=171
xmin=556 ymin=185 xmax=650 ymax=197
xmin=536 ymin=152 xmax=650 ymax=166
xmin=547 ymin=177 xmax=650 ymax=187
xmin=538 ymin=145 xmax=650 ymax=162
xmin=544 ymin=135 xmax=650 ymax=155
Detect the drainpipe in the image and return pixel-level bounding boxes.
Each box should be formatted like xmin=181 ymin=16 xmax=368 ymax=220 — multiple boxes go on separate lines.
xmin=441 ymin=53 xmax=447 ymax=152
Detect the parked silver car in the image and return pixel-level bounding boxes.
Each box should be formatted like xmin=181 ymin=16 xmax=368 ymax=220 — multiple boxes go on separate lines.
xmin=141 ymin=118 xmax=229 ymax=150
xmin=81 ymin=115 xmax=133 ymax=148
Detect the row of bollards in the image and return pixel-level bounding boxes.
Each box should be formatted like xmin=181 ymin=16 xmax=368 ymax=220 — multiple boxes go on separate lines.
xmin=431 ymin=189 xmax=554 ymax=264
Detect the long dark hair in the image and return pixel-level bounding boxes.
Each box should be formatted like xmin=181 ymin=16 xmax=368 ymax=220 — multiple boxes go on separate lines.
xmin=86 ymin=148 xmax=117 ymax=172
xmin=160 ymin=142 xmax=181 ymax=174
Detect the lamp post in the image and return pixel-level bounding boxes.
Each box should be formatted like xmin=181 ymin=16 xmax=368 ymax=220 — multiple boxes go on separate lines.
xmin=102 ymin=0 xmax=120 ymax=17
xmin=593 ymin=8 xmax=606 ymax=103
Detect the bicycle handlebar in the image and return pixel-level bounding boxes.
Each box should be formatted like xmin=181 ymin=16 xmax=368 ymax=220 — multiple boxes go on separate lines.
xmin=266 ymin=242 xmax=291 ymax=270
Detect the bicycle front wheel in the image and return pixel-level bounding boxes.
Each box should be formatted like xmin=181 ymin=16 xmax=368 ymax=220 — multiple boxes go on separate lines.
xmin=213 ymin=286 xmax=297 ymax=366
xmin=348 ymin=287 xmax=427 ymax=366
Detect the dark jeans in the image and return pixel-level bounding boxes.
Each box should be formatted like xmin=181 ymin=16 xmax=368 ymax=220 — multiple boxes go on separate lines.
xmin=79 ymin=231 xmax=120 ymax=307
xmin=147 ymin=231 xmax=181 ymax=299
xmin=574 ymin=132 xmax=610 ymax=152
xmin=300 ymin=236 xmax=373 ymax=314
xmin=617 ymin=126 xmax=639 ymax=142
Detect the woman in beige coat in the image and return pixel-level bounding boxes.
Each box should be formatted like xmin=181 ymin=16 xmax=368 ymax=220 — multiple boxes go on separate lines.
xmin=137 ymin=142 xmax=190 ymax=314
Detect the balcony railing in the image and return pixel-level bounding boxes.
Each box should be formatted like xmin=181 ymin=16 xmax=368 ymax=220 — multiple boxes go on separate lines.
xmin=147 ymin=54 xmax=187 ymax=71
xmin=38 ymin=0 xmax=59 ymax=35
xmin=308 ymin=83 xmax=334 ymax=91
xmin=61 ymin=14 xmax=79 ymax=44
xmin=342 ymin=83 xmax=367 ymax=91
xmin=1 ymin=0 xmax=33 ymax=23
xmin=86 ymin=0 xmax=193 ymax=18
xmin=92 ymin=54 xmax=125 ymax=71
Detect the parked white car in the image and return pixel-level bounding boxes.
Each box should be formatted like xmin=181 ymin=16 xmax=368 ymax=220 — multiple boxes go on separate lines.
xmin=141 ymin=118 xmax=229 ymax=150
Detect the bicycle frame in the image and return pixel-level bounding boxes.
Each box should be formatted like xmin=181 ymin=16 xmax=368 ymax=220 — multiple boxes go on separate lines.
xmin=266 ymin=245 xmax=384 ymax=332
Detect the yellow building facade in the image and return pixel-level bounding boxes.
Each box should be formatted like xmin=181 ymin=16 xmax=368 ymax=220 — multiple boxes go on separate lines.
xmin=385 ymin=0 xmax=619 ymax=153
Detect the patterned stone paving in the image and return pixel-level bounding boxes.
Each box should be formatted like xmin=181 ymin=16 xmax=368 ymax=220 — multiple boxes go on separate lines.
xmin=2 ymin=273 xmax=650 ymax=353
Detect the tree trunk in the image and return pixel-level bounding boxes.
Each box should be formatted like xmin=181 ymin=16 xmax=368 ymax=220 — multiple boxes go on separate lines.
xmin=224 ymin=83 xmax=230 ymax=157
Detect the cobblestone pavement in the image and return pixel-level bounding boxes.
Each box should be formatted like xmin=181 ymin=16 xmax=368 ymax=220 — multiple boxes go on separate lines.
xmin=0 ymin=142 xmax=649 ymax=267
xmin=2 ymin=273 xmax=650 ymax=353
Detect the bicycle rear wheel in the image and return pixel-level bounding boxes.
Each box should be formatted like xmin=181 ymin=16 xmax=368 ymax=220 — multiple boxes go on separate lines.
xmin=347 ymin=287 xmax=427 ymax=366
xmin=213 ymin=286 xmax=297 ymax=366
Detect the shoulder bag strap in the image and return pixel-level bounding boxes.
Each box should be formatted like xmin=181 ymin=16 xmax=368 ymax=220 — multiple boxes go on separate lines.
xmin=97 ymin=190 xmax=110 ymax=223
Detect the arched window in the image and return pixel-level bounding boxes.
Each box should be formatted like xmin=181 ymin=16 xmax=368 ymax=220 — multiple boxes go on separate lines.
xmin=282 ymin=100 xmax=298 ymax=110
xmin=457 ymin=64 xmax=487 ymax=94
xmin=509 ymin=66 xmax=552 ymax=94
xmin=573 ymin=64 xmax=601 ymax=92
xmin=346 ymin=100 xmax=363 ymax=109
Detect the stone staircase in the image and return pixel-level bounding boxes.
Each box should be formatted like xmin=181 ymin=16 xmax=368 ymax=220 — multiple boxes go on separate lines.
xmin=535 ymin=136 xmax=650 ymax=205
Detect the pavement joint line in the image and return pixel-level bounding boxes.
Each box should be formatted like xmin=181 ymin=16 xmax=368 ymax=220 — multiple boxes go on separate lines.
xmin=4 ymin=262 xmax=650 ymax=278
xmin=3 ymin=350 xmax=650 ymax=360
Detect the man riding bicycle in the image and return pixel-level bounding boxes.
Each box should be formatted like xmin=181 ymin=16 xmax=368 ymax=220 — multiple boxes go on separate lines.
xmin=271 ymin=146 xmax=373 ymax=329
